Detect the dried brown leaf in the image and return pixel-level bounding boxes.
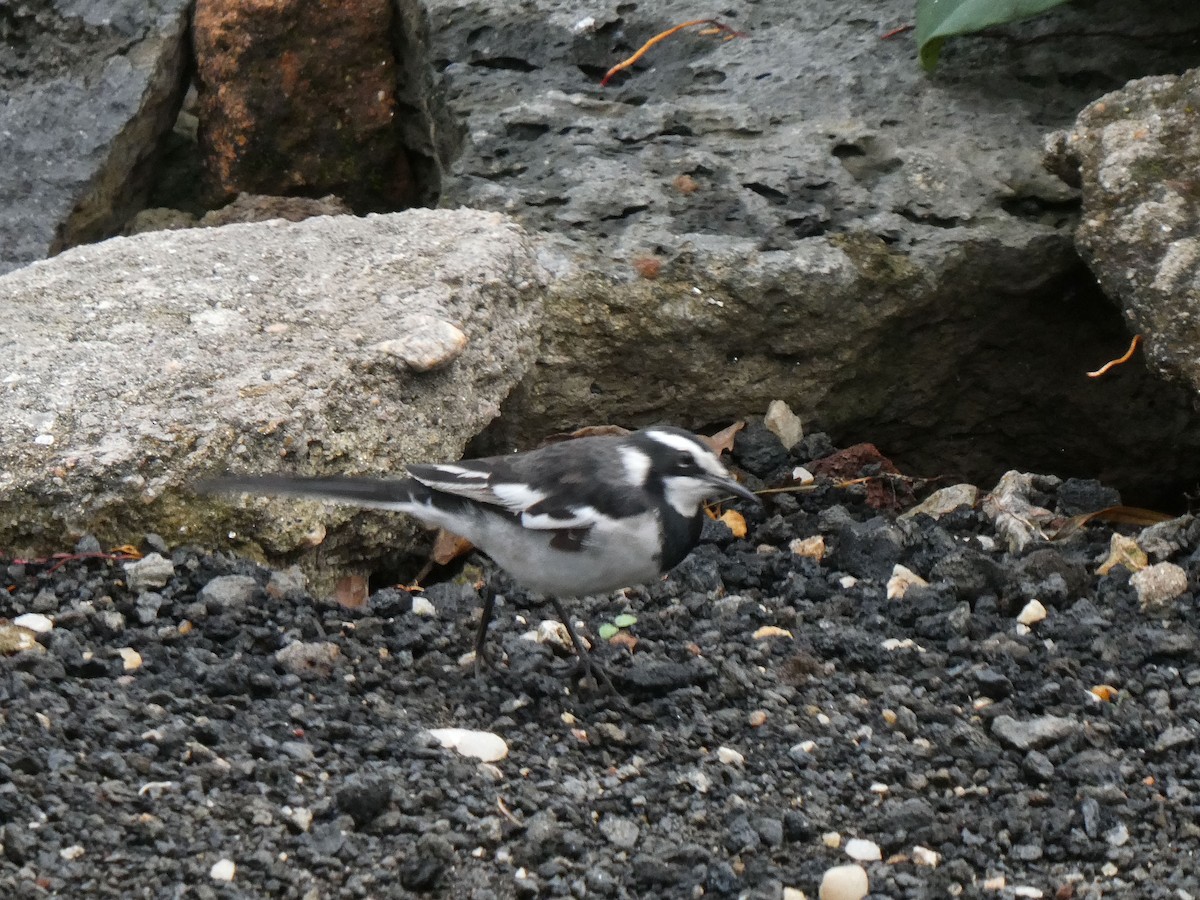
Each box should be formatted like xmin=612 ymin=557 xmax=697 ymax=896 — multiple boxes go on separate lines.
xmin=431 ymin=528 xmax=475 ymax=566
xmin=703 ymin=421 xmax=745 ymax=456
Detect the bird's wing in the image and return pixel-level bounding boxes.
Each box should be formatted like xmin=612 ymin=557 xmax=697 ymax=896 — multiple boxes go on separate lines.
xmin=408 ymin=437 xmax=648 ymax=531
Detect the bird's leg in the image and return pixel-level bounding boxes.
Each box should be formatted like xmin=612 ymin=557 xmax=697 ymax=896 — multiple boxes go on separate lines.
xmin=472 ymin=586 xmax=498 ymax=679
xmin=550 ymin=598 xmax=622 ymax=699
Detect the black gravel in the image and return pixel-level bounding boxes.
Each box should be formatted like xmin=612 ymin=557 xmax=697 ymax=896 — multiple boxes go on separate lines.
xmin=3 ymin=435 xmax=1200 ymax=898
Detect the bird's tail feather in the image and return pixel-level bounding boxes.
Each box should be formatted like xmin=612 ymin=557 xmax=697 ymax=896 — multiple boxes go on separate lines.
xmin=198 ymin=475 xmax=433 ymax=512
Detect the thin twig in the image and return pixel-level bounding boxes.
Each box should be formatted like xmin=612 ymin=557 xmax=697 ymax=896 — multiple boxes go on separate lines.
xmin=1087 ymin=334 xmax=1142 ymax=378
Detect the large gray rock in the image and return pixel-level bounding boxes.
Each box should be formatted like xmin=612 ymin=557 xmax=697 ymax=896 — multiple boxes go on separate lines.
xmin=0 ymin=0 xmax=191 ymax=274
xmin=0 ymin=210 xmax=543 ymax=579
xmin=428 ymin=0 xmax=1200 ymax=498
xmin=1048 ymin=70 xmax=1200 ymax=396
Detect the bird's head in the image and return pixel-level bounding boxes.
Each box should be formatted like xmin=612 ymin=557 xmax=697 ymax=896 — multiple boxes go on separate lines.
xmin=624 ymin=426 xmax=761 ymax=518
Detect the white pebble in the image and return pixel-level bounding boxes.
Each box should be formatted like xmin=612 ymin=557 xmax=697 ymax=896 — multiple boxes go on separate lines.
xmin=427 ymin=727 xmax=508 ymax=762
xmin=783 ymin=889 xmax=808 ymax=900
xmin=716 ymin=746 xmax=745 ymax=766
xmin=912 ymin=845 xmax=940 ymax=867
xmin=59 ymin=845 xmax=84 ymax=860
xmin=844 ymin=837 xmax=882 ymax=861
xmin=411 ymin=596 xmax=436 ymax=616
xmin=1013 ymin=888 xmax=1043 ymax=898
xmin=1016 ymin=599 xmax=1047 ymax=626
xmin=13 ymin=613 xmax=53 ymax=633
xmin=838 ymin=575 xmax=858 ymax=589
xmin=210 ymin=859 xmax=236 ymax=882
xmin=118 ymin=648 xmax=143 ymax=671
xmin=284 ymin=806 xmax=313 ymax=832
xmin=792 ymin=466 xmax=815 ymax=484
xmin=1130 ymin=562 xmax=1188 ymax=612
xmin=821 ymin=831 xmax=841 ymax=848
xmin=886 ymin=564 xmax=928 ymax=600
xmin=819 ymin=863 xmax=869 ymax=900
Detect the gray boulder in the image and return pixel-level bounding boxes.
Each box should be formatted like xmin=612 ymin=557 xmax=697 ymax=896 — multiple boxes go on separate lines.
xmin=0 ymin=0 xmax=191 ymax=274
xmin=0 ymin=209 xmax=543 ymax=581
xmin=1048 ymin=69 xmax=1200 ymax=395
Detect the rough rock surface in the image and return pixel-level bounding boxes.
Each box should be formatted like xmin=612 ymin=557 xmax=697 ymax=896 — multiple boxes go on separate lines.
xmin=3 ymin=436 xmax=1200 ymax=897
xmin=426 ymin=0 xmax=1200 ymax=500
xmin=0 ymin=0 xmax=191 ymax=274
xmin=0 ymin=209 xmax=543 ymax=577
xmin=1048 ymin=69 xmax=1200 ymax=397
xmin=192 ymin=0 xmax=416 ymax=209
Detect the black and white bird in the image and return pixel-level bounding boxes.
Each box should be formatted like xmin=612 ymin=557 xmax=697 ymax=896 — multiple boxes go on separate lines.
xmin=203 ymin=426 xmax=760 ymax=687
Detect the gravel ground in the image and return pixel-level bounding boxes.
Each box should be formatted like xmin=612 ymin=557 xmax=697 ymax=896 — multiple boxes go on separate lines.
xmin=3 ymin=427 xmax=1200 ymax=899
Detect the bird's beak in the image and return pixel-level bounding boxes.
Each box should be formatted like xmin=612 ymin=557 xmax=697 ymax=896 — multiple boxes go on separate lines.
xmin=709 ymin=474 xmax=762 ymax=505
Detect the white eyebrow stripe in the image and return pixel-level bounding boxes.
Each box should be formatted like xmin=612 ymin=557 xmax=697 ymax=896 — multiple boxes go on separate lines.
xmin=619 ymin=446 xmax=652 ymax=485
xmin=644 ymin=430 xmax=707 ymax=455
xmin=645 ymin=430 xmax=728 ymax=476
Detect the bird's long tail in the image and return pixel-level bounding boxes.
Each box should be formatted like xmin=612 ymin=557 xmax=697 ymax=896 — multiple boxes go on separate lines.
xmin=198 ymin=474 xmax=434 ymax=513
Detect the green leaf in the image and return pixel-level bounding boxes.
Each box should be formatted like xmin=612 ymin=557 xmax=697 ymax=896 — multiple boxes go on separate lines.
xmin=613 ymin=614 xmax=638 ymax=629
xmin=916 ymin=0 xmax=1071 ymax=71
xmin=598 ymin=623 xmax=619 ymax=640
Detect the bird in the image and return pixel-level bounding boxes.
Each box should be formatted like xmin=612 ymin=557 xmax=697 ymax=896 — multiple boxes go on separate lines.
xmin=201 ymin=425 xmax=761 ymax=691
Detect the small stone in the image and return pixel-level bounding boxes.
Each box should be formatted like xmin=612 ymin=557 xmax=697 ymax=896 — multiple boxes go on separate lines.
xmin=844 ymin=838 xmax=881 ymax=861
xmin=0 ymin=624 xmax=41 ymax=655
xmin=899 ymin=484 xmax=979 ymax=521
xmin=199 ymin=575 xmax=259 ymax=607
xmin=792 ymin=466 xmax=815 ymax=484
xmin=13 ymin=613 xmax=53 ymax=634
xmin=284 ymin=806 xmax=313 ymax=832
xmin=275 ymin=641 xmax=341 ymax=678
xmin=789 ymin=535 xmax=826 ymax=560
xmin=59 ymin=845 xmax=84 ymax=861
xmin=783 ymin=889 xmax=808 ymax=900
xmin=753 ymin=625 xmax=793 ymax=640
xmin=1016 ymin=599 xmax=1048 ymax=626
xmin=764 ymin=399 xmax=803 ymax=449
xmin=411 ymin=596 xmax=437 ymax=617
xmin=992 ymin=714 xmax=1079 ymax=750
xmin=1097 ymin=532 xmax=1149 ymax=576
xmin=598 ymin=814 xmax=640 ymax=850
xmin=748 ymin=709 xmax=768 ymax=727
xmin=1023 ymin=750 xmax=1055 ymax=780
xmin=887 ymin=564 xmax=928 ymax=600
xmin=818 ymin=863 xmax=869 ymax=900
xmin=266 ymin=566 xmax=307 ymax=598
xmin=372 ymin=315 xmax=468 ymax=373
xmin=1130 ymin=562 xmax=1188 ymax=613
xmin=912 ymin=845 xmax=940 ymax=867
xmin=821 ymin=831 xmax=841 ymax=849
xmin=1153 ymin=725 xmax=1193 ymax=753
xmin=1104 ymin=822 xmax=1129 ymax=847
xmin=716 ymin=746 xmax=745 ymax=766
xmin=527 ymin=619 xmax=570 ymax=648
xmin=210 ymin=859 xmax=236 ymax=882
xmin=1012 ymin=888 xmax=1043 ymax=899
xmin=427 ymin=727 xmax=508 ymax=762
xmin=118 ymin=648 xmax=143 ymax=671
xmin=124 ymin=553 xmax=176 ymax=591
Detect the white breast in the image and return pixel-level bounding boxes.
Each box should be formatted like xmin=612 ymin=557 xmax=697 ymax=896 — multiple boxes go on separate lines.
xmin=471 ymin=510 xmax=663 ymax=597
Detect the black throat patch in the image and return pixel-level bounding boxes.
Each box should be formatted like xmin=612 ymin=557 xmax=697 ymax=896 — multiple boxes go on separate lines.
xmin=658 ymin=506 xmax=704 ymax=572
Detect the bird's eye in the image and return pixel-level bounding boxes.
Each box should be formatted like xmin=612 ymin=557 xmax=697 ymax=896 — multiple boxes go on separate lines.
xmin=674 ymin=453 xmax=697 ymax=473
